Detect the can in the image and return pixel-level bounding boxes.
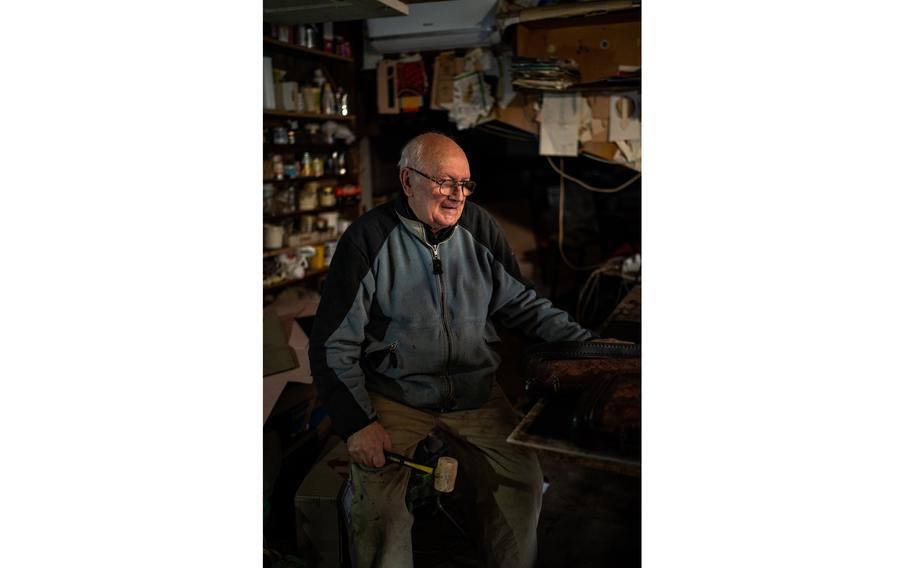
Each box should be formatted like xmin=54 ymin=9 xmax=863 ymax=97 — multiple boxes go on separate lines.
xmin=310 ymin=244 xmax=325 ymax=269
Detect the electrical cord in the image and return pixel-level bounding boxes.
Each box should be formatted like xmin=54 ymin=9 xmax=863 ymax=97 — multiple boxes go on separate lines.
xmin=579 ymin=149 xmax=640 ymax=169
xmin=551 ymin=157 xmax=641 ymax=271
xmin=576 ymin=258 xmax=639 ymax=323
xmin=546 ymin=156 xmax=641 ymax=193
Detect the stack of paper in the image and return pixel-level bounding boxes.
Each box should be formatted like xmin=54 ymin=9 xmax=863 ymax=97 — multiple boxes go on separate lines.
xmin=511 ymin=57 xmax=580 ymax=91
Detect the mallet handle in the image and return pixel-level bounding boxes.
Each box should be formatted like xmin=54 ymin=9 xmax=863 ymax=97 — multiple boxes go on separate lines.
xmin=384 ymin=451 xmax=434 ymax=475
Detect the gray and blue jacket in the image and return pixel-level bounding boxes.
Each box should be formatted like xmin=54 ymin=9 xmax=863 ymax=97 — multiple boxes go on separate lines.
xmin=308 ymin=195 xmax=592 ymax=439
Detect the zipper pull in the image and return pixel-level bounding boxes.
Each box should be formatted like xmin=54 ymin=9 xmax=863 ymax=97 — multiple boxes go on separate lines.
xmin=389 ymin=342 xmax=398 ymax=368
xmin=431 ymin=246 xmax=443 ymax=275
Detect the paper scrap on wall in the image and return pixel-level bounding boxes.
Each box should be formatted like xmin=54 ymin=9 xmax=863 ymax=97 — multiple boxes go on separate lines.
xmin=608 ymin=93 xmax=641 ymax=141
xmin=449 ymin=71 xmax=493 ymax=130
xmin=613 ymin=140 xmax=642 ymax=171
xmin=538 ymin=93 xmax=581 ymax=156
xmin=463 ymin=47 xmax=493 ymax=73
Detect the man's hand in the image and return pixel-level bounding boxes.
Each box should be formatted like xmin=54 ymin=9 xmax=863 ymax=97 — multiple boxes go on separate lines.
xmin=347 ymin=421 xmax=392 ymax=468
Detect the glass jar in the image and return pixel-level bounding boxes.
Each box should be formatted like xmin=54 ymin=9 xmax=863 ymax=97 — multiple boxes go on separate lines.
xmin=319 ymin=185 xmax=337 ymax=207
xmin=283 ymin=162 xmax=298 ymax=179
xmin=301 ymin=152 xmax=314 ymax=177
xmin=300 ymin=214 xmax=316 ymax=234
xmin=287 ymin=120 xmax=297 ymax=144
xmin=271 ymin=155 xmax=284 ymax=180
xmin=299 ymin=182 xmax=319 ymax=211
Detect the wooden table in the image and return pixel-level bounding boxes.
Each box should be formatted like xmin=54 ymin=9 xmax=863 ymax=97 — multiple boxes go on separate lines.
xmin=507 ymin=398 xmax=641 ymax=477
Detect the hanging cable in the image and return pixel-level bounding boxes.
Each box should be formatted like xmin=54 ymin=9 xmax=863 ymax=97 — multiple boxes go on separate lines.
xmin=555 ymin=157 xmax=641 ymax=270
xmin=546 ymin=156 xmax=641 ymax=193
xmin=557 ymin=160 xmax=604 ymax=270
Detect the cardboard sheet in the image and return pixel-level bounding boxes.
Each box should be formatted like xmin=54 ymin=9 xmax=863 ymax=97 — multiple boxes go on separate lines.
xmin=491 ymin=97 xmax=539 ymax=135
xmin=263 ymin=291 xmax=321 ymax=423
xmin=431 ymin=52 xmax=460 ymax=110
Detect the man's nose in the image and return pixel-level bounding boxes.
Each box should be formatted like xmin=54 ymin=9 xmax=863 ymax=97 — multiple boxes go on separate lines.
xmin=446 ymin=186 xmax=467 ymax=201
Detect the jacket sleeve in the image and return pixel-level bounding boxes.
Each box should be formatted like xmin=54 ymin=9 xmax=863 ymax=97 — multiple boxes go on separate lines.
xmin=308 ymin=237 xmax=378 ymax=440
xmin=484 ymin=216 xmax=593 ymax=343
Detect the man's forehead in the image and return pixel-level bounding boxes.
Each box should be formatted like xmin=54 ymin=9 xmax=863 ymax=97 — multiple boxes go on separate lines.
xmin=425 ymin=153 xmax=469 ymax=175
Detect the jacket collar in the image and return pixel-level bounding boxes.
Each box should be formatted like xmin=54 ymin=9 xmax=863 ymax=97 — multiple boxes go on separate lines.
xmin=394 ymin=193 xmax=456 ymax=246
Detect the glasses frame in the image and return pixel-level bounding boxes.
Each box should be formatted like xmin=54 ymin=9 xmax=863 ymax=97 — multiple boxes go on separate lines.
xmin=406 ymin=167 xmax=476 ymax=197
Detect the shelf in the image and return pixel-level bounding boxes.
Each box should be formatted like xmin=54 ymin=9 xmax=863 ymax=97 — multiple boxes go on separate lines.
xmin=514 ymin=78 xmax=640 ymax=95
xmin=263 ymin=37 xmax=355 ymax=64
xmin=263 ymin=267 xmax=330 ymax=291
xmin=264 ymin=202 xmax=361 ymax=221
xmin=264 ymin=234 xmax=340 ymax=258
xmin=264 ymin=142 xmax=353 ymax=153
xmin=264 ymin=109 xmax=355 ymax=122
xmin=264 ymin=174 xmax=356 ymax=186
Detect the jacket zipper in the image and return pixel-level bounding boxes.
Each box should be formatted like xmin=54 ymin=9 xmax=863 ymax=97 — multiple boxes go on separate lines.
xmin=387 ymin=341 xmax=398 ymax=369
xmin=431 ymin=243 xmax=455 ymax=408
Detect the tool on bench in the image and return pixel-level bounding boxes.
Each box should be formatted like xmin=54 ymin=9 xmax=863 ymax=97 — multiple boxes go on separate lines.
xmin=384 ymin=451 xmax=458 ymax=493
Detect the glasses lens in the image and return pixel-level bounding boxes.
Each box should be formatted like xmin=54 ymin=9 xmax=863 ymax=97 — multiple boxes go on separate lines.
xmin=439 ymin=179 xmax=475 ymax=196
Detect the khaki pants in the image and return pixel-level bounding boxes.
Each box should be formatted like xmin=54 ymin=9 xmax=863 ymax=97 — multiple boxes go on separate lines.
xmin=350 ymin=384 xmax=544 ymax=568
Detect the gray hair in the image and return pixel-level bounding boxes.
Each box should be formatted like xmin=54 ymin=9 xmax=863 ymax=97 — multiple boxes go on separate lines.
xmin=397 ymin=132 xmax=458 ymax=170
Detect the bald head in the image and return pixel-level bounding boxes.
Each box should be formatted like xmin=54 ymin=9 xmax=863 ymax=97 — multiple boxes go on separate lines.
xmin=398 ymin=133 xmax=467 ymax=172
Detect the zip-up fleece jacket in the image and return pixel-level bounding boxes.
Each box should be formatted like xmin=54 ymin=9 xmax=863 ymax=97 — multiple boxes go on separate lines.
xmin=308 ymin=195 xmax=593 ymax=439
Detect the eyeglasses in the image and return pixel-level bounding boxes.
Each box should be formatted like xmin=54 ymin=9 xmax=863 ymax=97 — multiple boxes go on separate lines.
xmin=406 ymin=167 xmax=476 ymax=197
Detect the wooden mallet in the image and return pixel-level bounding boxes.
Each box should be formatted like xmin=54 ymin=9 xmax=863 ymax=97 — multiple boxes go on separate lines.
xmin=384 ymin=451 xmax=459 ymax=493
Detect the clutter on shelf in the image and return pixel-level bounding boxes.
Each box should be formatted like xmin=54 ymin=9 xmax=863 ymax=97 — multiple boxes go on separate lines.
xmin=264 ymin=60 xmax=353 ymax=117
xmin=510 ymin=56 xmax=580 ymax=91
xmin=265 ymin=22 xmax=352 ymax=59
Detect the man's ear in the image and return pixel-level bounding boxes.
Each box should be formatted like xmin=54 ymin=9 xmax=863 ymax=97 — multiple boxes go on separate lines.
xmin=399 ymin=168 xmax=411 ymax=197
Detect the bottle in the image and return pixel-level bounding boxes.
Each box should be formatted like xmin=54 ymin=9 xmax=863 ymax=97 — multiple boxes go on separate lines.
xmin=323 ymin=22 xmax=334 ymax=53
xmin=336 ymin=151 xmax=347 ymax=175
xmin=272 ymin=155 xmax=284 ymax=180
xmin=272 ymin=126 xmax=288 ymax=145
xmin=336 ymin=88 xmax=349 ymax=116
xmin=321 ymin=82 xmax=335 ymax=115
xmin=325 ymin=152 xmax=335 ymax=175
xmin=338 ymin=37 xmax=352 ymax=58
xmin=303 ymin=25 xmax=316 ymax=48
xmin=312 ymin=69 xmax=325 ymax=88
xmin=287 ymin=120 xmax=297 ymax=144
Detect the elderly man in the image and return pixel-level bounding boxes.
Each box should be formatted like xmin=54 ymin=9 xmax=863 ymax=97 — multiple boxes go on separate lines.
xmin=309 ymin=132 xmax=592 ymax=567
